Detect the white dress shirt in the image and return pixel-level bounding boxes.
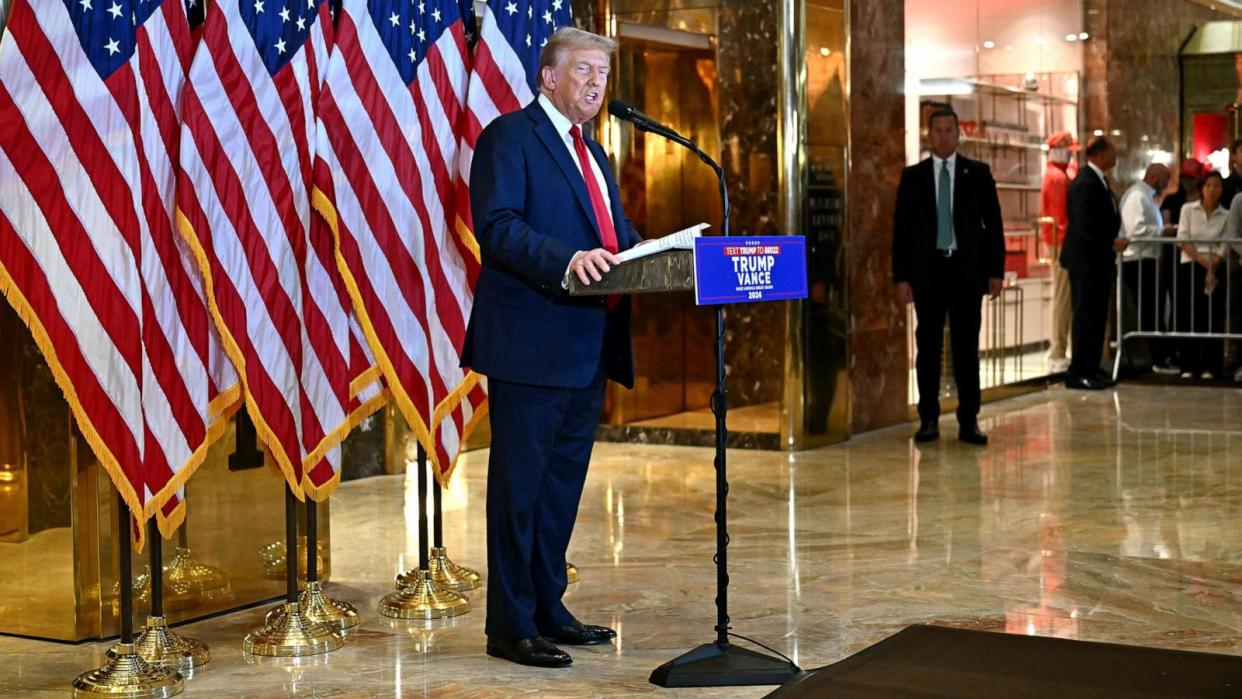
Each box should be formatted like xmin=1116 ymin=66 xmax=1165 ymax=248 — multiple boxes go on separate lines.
xmin=931 ymin=152 xmax=957 ymax=250
xmin=541 ymin=94 xmax=618 ymax=288
xmin=1118 ymin=181 xmax=1163 ymax=261
xmin=538 ymin=93 xmax=612 ymax=224
xmin=1177 ymin=200 xmax=1229 ymax=264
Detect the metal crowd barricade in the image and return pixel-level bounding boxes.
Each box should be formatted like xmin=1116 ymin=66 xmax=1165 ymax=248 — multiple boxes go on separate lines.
xmin=1111 ymin=236 xmax=1242 ymax=380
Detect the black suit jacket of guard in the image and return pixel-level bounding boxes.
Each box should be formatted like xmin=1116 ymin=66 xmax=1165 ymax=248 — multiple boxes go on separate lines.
xmin=891 ymin=154 xmax=1006 ymax=295
xmin=1059 ymin=166 xmax=1121 ymax=274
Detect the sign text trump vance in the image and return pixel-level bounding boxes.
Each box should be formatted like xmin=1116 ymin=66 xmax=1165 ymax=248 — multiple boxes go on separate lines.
xmin=726 ymin=245 xmax=781 ymax=289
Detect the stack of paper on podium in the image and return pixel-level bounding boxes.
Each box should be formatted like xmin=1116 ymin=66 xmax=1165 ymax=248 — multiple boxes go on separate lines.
xmin=567 ymin=223 xmax=709 ymax=296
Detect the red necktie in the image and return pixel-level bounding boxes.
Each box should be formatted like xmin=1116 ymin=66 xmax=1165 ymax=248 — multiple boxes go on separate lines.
xmin=570 ymin=125 xmax=618 ymax=254
xmin=570 ymin=125 xmax=620 ymax=309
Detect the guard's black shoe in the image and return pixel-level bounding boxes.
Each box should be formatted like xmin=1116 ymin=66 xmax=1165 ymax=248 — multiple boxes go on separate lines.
xmin=486 ymin=637 xmax=572 ymax=668
xmin=1065 ymin=375 xmax=1108 ymax=390
xmin=540 ymin=619 xmax=617 ymax=646
xmin=914 ymin=420 xmax=940 ymax=443
xmin=958 ymin=424 xmax=988 ymax=445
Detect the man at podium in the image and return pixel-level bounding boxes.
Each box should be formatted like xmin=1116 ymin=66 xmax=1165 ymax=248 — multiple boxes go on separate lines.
xmin=461 ymin=27 xmax=644 ymax=668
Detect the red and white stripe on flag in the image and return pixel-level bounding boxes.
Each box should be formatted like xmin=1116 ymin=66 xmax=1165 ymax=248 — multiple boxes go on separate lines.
xmin=177 ymin=0 xmax=383 ymax=501
xmin=0 ymin=0 xmax=238 ymax=542
xmin=313 ymin=0 xmax=481 ymax=483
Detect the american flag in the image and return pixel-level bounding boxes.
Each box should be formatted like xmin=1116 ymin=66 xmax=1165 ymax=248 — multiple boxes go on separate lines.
xmin=440 ymin=0 xmax=570 ymax=480
xmin=314 ymin=0 xmax=481 ymax=482
xmin=0 ymin=0 xmax=239 ymax=542
xmin=177 ymin=0 xmax=383 ymax=501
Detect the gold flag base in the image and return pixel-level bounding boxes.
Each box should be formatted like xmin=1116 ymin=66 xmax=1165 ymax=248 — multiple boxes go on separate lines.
xmin=265 ymin=582 xmax=360 ymax=634
xmin=107 ymin=616 xmax=209 ymax=674
xmin=243 ymin=602 xmax=343 ymax=657
xmin=163 ymin=547 xmax=229 ymax=596
xmin=379 ymin=570 xmax=470 ymax=620
xmin=73 ymin=643 xmax=183 ymax=699
xmin=421 ymin=546 xmax=481 ymax=592
xmin=566 ymin=562 xmax=580 ymax=585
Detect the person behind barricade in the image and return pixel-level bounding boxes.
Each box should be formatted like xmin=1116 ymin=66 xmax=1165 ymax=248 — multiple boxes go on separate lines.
xmin=1222 ymin=139 xmax=1242 ymax=208
xmin=1119 ymin=164 xmax=1178 ymax=375
xmin=1042 ymin=132 xmax=1077 ymax=374
xmin=1224 ymin=187 xmax=1242 ymax=382
xmin=1164 ymin=159 xmax=1203 ymax=225
xmin=1176 ymin=170 xmax=1229 ymax=380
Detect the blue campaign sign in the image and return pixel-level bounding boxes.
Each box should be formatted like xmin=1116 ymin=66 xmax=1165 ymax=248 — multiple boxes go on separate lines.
xmin=693 ymin=236 xmax=808 ymax=306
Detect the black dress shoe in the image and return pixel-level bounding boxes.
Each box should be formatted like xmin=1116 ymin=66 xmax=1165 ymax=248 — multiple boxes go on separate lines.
xmin=958 ymin=424 xmax=988 ymax=445
xmin=1065 ymin=375 xmax=1107 ymax=390
xmin=913 ymin=420 xmax=940 ymax=443
xmin=1092 ymin=372 xmax=1118 ymax=388
xmin=486 ymin=637 xmax=572 ymax=668
xmin=540 ymin=619 xmax=617 ymax=646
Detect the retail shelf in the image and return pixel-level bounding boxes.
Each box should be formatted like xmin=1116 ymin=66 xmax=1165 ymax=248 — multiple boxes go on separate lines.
xmin=919 ymin=78 xmax=1078 ymax=106
xmin=960 ymin=137 xmax=1046 ymax=150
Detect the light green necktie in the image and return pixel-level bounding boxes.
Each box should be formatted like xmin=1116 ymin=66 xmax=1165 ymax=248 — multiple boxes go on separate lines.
xmin=937 ymin=160 xmax=953 ymax=250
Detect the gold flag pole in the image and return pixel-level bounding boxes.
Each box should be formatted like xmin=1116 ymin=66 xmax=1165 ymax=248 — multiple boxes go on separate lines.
xmin=380 ymin=443 xmax=470 ymax=619
xmin=243 ymin=485 xmax=342 ymax=657
xmin=109 ymin=520 xmax=210 ymax=674
xmin=285 ymin=500 xmax=359 ymax=633
xmin=73 ymin=491 xmax=183 ymax=698
xmin=412 ymin=477 xmax=481 ymax=592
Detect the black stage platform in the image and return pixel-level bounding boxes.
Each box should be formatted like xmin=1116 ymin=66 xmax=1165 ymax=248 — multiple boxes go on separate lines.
xmin=767 ymin=624 xmax=1242 ymax=698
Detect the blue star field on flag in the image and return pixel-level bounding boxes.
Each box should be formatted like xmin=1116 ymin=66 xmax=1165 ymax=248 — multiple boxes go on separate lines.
xmin=62 ymin=0 xmax=164 ymax=78
xmin=492 ymin=0 xmax=571 ymax=93
xmin=240 ymin=0 xmax=326 ymax=74
xmin=368 ymin=0 xmax=464 ymax=84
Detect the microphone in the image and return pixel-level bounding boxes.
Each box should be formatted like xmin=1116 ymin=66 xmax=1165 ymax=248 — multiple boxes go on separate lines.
xmin=608 ymin=99 xmax=676 ymax=135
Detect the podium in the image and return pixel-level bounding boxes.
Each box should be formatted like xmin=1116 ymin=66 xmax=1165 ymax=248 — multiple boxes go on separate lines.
xmin=565 ymin=249 xmax=695 ymax=296
xmin=568 ymin=245 xmax=801 ymax=687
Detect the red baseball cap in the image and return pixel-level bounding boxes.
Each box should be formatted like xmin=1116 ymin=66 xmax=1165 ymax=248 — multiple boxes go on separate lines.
xmin=1180 ymin=159 xmax=1205 ymax=179
xmin=1045 ymin=131 xmax=1080 ymax=150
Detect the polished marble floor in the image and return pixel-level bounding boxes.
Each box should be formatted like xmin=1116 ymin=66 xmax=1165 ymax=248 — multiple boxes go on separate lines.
xmin=4 ymin=384 xmax=1242 ymax=697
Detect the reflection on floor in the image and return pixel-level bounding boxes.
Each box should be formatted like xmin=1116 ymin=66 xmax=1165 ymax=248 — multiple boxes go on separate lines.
xmin=629 ymin=401 xmax=779 ymax=434
xmin=908 ymin=346 xmax=1057 ymax=406
xmin=4 ymin=385 xmax=1242 ymax=697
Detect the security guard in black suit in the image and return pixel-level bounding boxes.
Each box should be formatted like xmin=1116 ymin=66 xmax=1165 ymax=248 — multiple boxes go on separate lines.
xmin=1060 ymin=136 xmax=1126 ymax=390
xmin=893 ymin=106 xmax=1005 ymax=445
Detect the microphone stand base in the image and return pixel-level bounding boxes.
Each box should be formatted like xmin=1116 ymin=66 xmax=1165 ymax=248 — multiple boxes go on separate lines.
xmin=649 ymin=641 xmax=798 ymax=688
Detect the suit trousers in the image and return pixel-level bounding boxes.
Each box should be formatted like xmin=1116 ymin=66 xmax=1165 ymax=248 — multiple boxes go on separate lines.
xmin=1049 ymin=257 xmax=1072 ymax=360
xmin=1068 ymin=263 xmax=1114 ymax=380
xmin=913 ymin=254 xmax=983 ymax=425
xmin=485 ymin=370 xmax=606 ymax=641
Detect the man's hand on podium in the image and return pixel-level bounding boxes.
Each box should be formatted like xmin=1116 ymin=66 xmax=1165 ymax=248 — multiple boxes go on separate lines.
xmin=571 ymin=248 xmax=622 ymax=286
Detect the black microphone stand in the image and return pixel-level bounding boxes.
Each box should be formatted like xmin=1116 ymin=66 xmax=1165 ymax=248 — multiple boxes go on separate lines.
xmin=628 ymin=118 xmax=799 ymax=688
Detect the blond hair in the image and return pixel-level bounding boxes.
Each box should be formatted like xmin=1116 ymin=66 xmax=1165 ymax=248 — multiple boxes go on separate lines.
xmin=538 ymin=27 xmax=617 ymax=89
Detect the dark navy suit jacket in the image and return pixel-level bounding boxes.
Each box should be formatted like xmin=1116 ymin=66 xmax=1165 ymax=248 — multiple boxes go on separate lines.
xmin=461 ymin=101 xmax=644 ymax=389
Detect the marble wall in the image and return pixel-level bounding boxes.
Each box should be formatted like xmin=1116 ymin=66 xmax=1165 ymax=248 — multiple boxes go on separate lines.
xmin=1083 ymin=0 xmax=1239 ymax=186
xmin=846 ymin=0 xmax=910 ymax=434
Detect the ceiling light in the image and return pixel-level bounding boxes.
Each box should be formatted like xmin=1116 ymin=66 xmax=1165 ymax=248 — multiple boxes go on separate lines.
xmin=1065 ymin=34 xmax=1078 ymax=42
xmin=1079 ymin=32 xmax=1089 ymax=40
xmin=982 ymin=40 xmax=995 ymax=49
xmin=820 ymin=47 xmax=830 ymax=56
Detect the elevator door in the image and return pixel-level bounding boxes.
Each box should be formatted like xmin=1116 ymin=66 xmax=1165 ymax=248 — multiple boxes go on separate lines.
xmin=602 ymin=40 xmax=720 ymax=425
